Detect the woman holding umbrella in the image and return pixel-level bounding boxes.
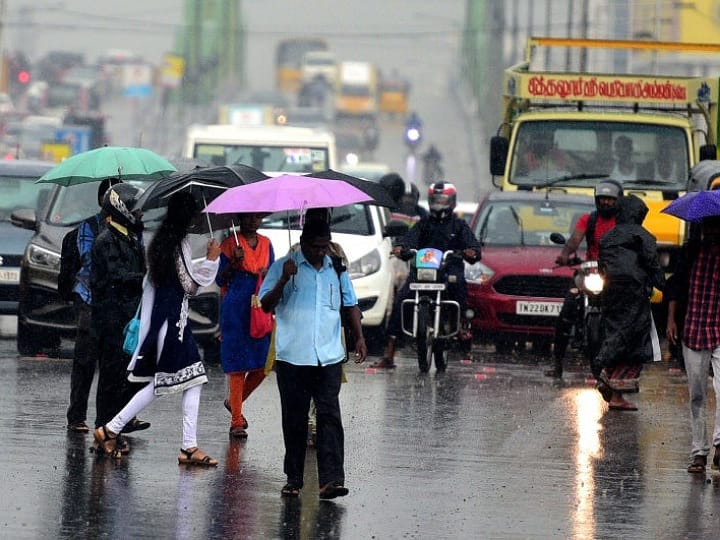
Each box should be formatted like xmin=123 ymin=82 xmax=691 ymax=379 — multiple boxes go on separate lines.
xmin=216 ymin=213 xmax=275 ymax=439
xmin=93 ymin=192 xmax=221 ymax=465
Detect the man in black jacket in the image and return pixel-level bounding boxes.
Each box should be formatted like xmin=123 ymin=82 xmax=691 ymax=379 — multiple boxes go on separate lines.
xmin=90 ymin=184 xmax=148 ymax=447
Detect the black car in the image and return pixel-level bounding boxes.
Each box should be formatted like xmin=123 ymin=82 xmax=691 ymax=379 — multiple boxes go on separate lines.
xmin=0 ymin=160 xmax=55 ymax=316
xmin=11 ymin=178 xmax=221 ymax=357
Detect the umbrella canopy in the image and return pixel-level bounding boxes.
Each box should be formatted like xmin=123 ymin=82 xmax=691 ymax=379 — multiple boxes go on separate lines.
xmin=137 ymin=164 xmax=270 ymax=235
xmin=308 ymin=169 xmax=396 ymax=207
xmin=37 ymin=146 xmax=176 ymax=186
xmin=203 ymin=174 xmax=373 ymax=215
xmin=136 ymin=164 xmax=269 ymax=211
xmin=661 ymin=190 xmax=720 ymax=222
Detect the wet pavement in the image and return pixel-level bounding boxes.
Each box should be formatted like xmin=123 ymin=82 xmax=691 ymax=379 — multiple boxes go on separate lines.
xmin=1 ymin=337 xmax=719 ymax=539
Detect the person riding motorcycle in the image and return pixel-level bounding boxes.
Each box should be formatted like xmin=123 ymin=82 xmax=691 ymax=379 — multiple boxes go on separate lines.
xmin=545 ymin=180 xmax=622 ymax=378
xmin=372 ymin=182 xmax=481 ymax=369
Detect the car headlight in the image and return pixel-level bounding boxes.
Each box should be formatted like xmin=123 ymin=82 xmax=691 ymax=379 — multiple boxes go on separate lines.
xmin=26 ymin=243 xmax=61 ymax=270
xmin=347 ymin=248 xmax=381 ymax=279
xmin=583 ymin=273 xmax=604 ymax=294
xmin=464 ymin=261 xmax=494 ymax=284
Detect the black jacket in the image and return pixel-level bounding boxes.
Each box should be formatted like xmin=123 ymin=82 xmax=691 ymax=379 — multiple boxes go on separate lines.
xmin=90 ymin=223 xmax=146 ymax=327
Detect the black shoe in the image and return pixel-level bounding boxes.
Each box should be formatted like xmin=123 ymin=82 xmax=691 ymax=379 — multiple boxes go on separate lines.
xmin=121 ymin=418 xmax=151 ymax=434
xmin=67 ymin=422 xmax=90 ymax=433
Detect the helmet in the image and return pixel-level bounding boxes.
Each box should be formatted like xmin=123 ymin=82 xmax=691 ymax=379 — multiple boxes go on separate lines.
xmin=379 ymin=173 xmax=406 ymax=207
xmin=102 ymin=183 xmax=144 ymax=230
xmin=428 ymin=182 xmax=457 ymax=220
xmin=594 ymin=180 xmax=622 ymax=218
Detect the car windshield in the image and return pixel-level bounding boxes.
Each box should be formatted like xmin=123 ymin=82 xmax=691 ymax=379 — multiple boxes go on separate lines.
xmin=47 ymin=179 xmax=160 ymax=227
xmin=474 ymin=198 xmax=594 ymax=247
xmin=261 ymin=204 xmax=374 ymax=236
xmin=193 ymin=143 xmax=329 ymax=172
xmin=0 ymin=173 xmax=51 ymax=221
xmin=509 ymin=120 xmax=689 ymax=191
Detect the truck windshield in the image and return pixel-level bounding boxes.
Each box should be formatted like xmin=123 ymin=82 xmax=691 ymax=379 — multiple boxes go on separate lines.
xmin=509 ymin=120 xmax=689 ymax=191
xmin=193 ymin=143 xmax=329 ymax=173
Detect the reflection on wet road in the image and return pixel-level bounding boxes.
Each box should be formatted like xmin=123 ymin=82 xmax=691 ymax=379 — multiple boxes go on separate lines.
xmin=0 ymin=340 xmax=718 ymax=538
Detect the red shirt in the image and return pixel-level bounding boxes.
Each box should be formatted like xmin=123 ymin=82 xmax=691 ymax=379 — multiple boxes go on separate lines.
xmin=683 ymin=246 xmax=720 ymax=350
xmin=575 ymin=213 xmax=616 ymax=260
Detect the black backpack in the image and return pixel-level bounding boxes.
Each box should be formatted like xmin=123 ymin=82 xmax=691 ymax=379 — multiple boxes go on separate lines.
xmin=58 ymin=217 xmax=100 ymax=301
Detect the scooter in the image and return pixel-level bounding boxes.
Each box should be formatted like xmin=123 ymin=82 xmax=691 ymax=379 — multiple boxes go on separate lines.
xmin=398 ymin=248 xmax=466 ymax=372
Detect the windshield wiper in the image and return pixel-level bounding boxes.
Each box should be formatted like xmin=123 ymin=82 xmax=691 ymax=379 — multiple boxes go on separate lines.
xmin=536 ymin=173 xmax=610 ymax=189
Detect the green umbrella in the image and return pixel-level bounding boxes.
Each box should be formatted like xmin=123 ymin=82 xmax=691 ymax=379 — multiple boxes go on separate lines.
xmin=36 ymin=146 xmax=177 ymax=186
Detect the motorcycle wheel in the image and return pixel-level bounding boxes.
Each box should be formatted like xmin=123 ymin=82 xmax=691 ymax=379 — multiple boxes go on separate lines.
xmin=585 ymin=312 xmax=603 ymax=378
xmin=433 ymin=341 xmax=447 ymax=372
xmin=416 ymin=304 xmax=432 ymax=373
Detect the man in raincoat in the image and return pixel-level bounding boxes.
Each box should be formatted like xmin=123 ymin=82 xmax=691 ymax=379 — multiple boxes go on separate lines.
xmin=595 ymin=194 xmax=664 ymax=410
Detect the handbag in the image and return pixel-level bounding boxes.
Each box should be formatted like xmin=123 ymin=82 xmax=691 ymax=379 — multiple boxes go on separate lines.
xmin=250 ymin=275 xmax=273 ymax=339
xmin=123 ymin=303 xmax=141 ymax=356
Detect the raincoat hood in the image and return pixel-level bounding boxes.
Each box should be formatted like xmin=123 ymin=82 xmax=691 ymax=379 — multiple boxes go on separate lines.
xmin=616 ymin=194 xmax=648 ymax=225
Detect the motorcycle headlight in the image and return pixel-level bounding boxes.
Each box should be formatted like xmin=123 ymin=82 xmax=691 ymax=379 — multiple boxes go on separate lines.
xmin=347 ymin=248 xmax=381 ymax=279
xmin=416 ymin=268 xmax=437 ymax=281
xmin=26 ymin=243 xmax=61 ymax=270
xmin=464 ymin=261 xmax=494 ymax=284
xmin=583 ymin=272 xmax=604 ymax=294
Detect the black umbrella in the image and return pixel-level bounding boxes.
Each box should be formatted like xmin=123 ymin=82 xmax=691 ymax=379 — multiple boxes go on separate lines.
xmin=136 ymin=164 xmax=270 ymax=235
xmin=307 ymin=169 xmax=396 ymax=208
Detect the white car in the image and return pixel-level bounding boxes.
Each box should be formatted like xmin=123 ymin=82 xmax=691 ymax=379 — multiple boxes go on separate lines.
xmin=258 ymin=203 xmax=394 ymax=349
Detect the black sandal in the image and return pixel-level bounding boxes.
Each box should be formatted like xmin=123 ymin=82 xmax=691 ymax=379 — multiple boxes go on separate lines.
xmin=178 ymin=447 xmax=218 ymax=467
xmin=281 ymin=483 xmax=301 ymax=497
xmin=687 ymin=455 xmax=707 ymax=474
xmin=92 ymin=425 xmax=122 ymax=458
xmin=319 ymin=481 xmax=349 ymax=499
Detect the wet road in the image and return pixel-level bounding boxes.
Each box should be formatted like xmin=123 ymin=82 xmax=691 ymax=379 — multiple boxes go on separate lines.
xmin=0 ymin=337 xmax=718 ymax=539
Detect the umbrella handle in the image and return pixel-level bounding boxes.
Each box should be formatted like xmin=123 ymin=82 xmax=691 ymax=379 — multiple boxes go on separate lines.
xmin=231 ymin=220 xmax=239 ymax=245
xmin=202 ymin=193 xmax=214 ymax=237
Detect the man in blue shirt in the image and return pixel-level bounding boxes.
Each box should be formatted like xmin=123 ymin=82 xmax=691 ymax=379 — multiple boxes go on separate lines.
xmin=260 ymin=219 xmax=367 ymax=499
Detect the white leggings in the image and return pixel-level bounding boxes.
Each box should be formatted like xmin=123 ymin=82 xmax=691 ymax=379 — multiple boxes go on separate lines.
xmin=107 ymin=382 xmax=202 ymax=450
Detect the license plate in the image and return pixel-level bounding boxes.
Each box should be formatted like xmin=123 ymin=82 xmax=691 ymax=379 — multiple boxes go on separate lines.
xmin=409 ymin=283 xmax=446 ymax=291
xmin=0 ymin=268 xmax=20 ymax=284
xmin=515 ymin=301 xmax=562 ymax=316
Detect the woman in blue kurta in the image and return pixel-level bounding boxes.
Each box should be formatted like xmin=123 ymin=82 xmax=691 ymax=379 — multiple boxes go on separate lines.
xmin=217 ymin=213 xmax=275 ymax=438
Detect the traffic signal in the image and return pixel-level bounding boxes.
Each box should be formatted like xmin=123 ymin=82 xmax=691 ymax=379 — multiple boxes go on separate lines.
xmin=17 ymin=70 xmax=30 ymax=85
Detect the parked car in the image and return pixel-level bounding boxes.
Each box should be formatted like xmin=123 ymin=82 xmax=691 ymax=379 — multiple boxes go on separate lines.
xmin=0 ymin=160 xmax=55 ymax=318
xmin=465 ymin=191 xmax=594 ymax=352
xmin=258 ymin=203 xmax=395 ymax=352
xmin=11 ymin=179 xmax=222 ymax=357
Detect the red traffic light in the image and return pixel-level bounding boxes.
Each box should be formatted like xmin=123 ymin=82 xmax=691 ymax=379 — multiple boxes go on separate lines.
xmin=17 ymin=70 xmax=30 ymax=84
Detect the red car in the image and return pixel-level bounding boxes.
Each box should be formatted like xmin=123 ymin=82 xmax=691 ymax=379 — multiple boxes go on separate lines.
xmin=466 ymin=191 xmax=594 ymax=352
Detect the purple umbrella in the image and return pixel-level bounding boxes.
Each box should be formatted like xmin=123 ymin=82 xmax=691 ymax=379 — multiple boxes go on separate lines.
xmin=203 ymin=174 xmax=373 ymax=214
xmin=661 ymin=190 xmax=720 ymax=222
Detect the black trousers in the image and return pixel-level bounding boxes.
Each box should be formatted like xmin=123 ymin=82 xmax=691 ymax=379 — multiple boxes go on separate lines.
xmin=275 ymin=360 xmax=344 ymax=488
xmin=67 ymin=299 xmax=97 ymax=425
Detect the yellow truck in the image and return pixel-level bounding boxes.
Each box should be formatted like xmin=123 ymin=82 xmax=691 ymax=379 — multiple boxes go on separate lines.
xmin=490 ymin=37 xmax=720 ymax=280
xmin=335 ymin=61 xmax=378 ymax=120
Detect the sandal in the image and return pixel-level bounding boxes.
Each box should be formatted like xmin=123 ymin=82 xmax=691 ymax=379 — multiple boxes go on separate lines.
xmin=67 ymin=422 xmax=90 ymax=433
xmin=224 ymin=400 xmax=249 ymax=429
xmin=687 ymin=455 xmax=707 ymax=474
xmin=93 ymin=425 xmax=119 ymax=456
xmin=229 ymin=426 xmax=248 ymax=439
xmin=596 ymin=381 xmax=613 ymax=403
xmin=178 ymin=447 xmax=218 ymax=467
xmin=281 ymin=483 xmax=301 ymax=497
xmin=370 ymin=358 xmax=396 ymax=369
xmin=319 ymin=481 xmax=349 ymax=500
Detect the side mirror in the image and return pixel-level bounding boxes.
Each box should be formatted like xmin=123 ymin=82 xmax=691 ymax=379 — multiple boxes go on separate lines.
xmin=11 ymin=208 xmax=37 ymax=231
xmin=384 ymin=219 xmax=410 ymax=238
xmin=549 ymin=232 xmax=566 ymax=245
xmin=490 ymin=136 xmax=509 ymax=176
xmin=700 ymin=144 xmax=717 ymax=161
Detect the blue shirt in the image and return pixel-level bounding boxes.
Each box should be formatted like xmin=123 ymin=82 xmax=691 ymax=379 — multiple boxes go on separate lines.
xmin=259 ymin=250 xmax=358 ymax=367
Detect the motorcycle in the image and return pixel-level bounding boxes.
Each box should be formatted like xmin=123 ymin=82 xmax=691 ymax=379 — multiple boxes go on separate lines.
xmin=398 ymin=247 xmax=471 ymax=372
xmin=550 ymin=233 xmax=605 ymax=377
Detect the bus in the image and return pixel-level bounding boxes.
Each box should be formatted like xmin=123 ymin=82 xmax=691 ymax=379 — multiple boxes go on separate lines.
xmin=183 ymin=124 xmax=337 ymax=173
xmin=275 ymin=37 xmax=328 ymax=94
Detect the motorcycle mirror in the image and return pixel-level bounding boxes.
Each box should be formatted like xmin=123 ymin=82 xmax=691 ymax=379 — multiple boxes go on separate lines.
xmin=549 ymin=232 xmax=566 ymax=245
